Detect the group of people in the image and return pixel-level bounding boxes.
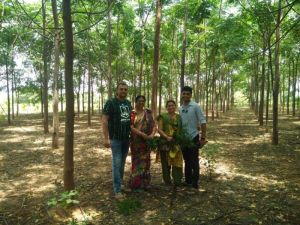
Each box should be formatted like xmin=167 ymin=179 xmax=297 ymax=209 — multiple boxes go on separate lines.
xmin=102 ymin=81 xmax=207 ymax=199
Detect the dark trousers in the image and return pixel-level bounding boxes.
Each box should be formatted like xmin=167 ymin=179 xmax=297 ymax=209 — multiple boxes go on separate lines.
xmin=182 ymin=135 xmax=200 ymax=188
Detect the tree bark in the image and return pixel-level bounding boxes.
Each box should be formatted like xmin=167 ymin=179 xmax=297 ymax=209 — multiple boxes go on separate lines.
xmin=42 ymin=0 xmax=49 ymax=134
xmin=151 ymin=0 xmax=162 ymax=118
xmin=63 ymin=0 xmax=75 ymax=190
xmin=272 ymin=0 xmax=281 ymax=145
xmin=259 ymin=35 xmax=266 ymax=126
xmin=51 ymin=0 xmax=60 ymax=149
xmin=180 ymin=8 xmax=187 ymax=90
xmin=5 ymin=57 xmax=11 ymax=125
xmin=107 ymin=0 xmax=113 ymax=98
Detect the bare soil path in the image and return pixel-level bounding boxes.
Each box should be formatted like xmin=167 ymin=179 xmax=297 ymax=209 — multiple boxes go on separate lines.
xmin=0 ymin=107 xmax=299 ymax=225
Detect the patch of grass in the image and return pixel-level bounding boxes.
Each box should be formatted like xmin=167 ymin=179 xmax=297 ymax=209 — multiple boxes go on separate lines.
xmin=201 ymin=143 xmax=220 ymax=177
xmin=117 ymin=198 xmax=142 ymax=216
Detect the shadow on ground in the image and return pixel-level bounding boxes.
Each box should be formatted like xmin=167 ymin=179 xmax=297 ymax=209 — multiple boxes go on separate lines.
xmin=0 ymin=108 xmax=299 ymax=225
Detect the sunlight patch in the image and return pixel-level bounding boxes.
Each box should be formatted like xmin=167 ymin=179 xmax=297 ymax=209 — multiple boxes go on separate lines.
xmin=4 ymin=126 xmax=37 ymax=133
xmin=71 ymin=207 xmax=102 ymax=222
xmin=215 ymin=162 xmax=284 ymax=187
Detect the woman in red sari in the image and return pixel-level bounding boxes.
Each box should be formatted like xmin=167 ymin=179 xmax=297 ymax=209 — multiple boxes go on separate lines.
xmin=129 ymin=95 xmax=156 ymax=191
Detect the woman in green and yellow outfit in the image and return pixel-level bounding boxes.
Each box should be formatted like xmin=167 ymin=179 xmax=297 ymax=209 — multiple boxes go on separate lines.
xmin=157 ymin=100 xmax=183 ymax=186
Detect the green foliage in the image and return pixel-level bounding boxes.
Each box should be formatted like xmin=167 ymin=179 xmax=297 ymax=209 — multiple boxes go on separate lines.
xmin=47 ymin=190 xmax=80 ymax=208
xmin=201 ymin=143 xmax=219 ymax=177
xmin=117 ymin=198 xmax=142 ymax=216
xmin=68 ymin=219 xmax=89 ymax=225
xmin=147 ymin=127 xmax=194 ymax=151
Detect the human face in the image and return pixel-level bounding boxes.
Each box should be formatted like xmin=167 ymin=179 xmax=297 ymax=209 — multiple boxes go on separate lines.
xmin=116 ymin=84 xmax=128 ymax=99
xmin=181 ymin=91 xmax=192 ymax=104
xmin=135 ymin=97 xmax=145 ymax=109
xmin=166 ymin=102 xmax=176 ymax=114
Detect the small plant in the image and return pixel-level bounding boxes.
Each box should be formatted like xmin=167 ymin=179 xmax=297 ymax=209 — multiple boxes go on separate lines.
xmin=68 ymin=218 xmax=89 ymax=225
xmin=117 ymin=198 xmax=142 ymax=216
xmin=47 ymin=190 xmax=80 ymax=208
xmin=201 ymin=143 xmax=219 ymax=177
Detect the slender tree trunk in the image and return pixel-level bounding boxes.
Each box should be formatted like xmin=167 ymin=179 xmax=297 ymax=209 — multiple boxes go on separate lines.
xmin=266 ymin=63 xmax=270 ymax=126
xmin=60 ymin=72 xmax=64 ymax=112
xmin=272 ymin=0 xmax=281 ymax=145
xmin=287 ymin=61 xmax=291 ymax=114
xmin=40 ymin=68 xmax=44 ymax=116
xmin=107 ymin=0 xmax=113 ymax=98
xmin=11 ymin=68 xmax=14 ymax=120
xmin=42 ymin=0 xmax=49 ymax=134
xmin=151 ymin=0 xmax=162 ymax=118
xmin=259 ymin=37 xmax=266 ymax=126
xmin=180 ymin=8 xmax=187 ymax=90
xmin=82 ymin=72 xmax=85 ymax=113
xmin=91 ymin=78 xmax=94 ymax=116
xmin=51 ymin=0 xmax=60 ymax=149
xmin=139 ymin=30 xmax=144 ymax=95
xmin=5 ymin=57 xmax=11 ymax=125
xmin=292 ymin=59 xmax=296 ymax=116
xmin=87 ymin=59 xmax=91 ymax=127
xmin=195 ymin=47 xmax=201 ymax=103
xmin=63 ymin=0 xmax=75 ymax=190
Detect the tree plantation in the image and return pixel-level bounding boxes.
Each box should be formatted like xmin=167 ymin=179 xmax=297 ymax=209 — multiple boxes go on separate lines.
xmin=0 ymin=0 xmax=299 ymax=225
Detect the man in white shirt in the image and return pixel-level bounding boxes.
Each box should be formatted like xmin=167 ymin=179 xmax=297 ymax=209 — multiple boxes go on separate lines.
xmin=179 ymin=86 xmax=207 ymax=189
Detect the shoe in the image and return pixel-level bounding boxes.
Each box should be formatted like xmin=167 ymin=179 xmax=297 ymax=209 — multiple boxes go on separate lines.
xmin=115 ymin=192 xmax=125 ymax=200
xmin=182 ymin=182 xmax=192 ymax=187
xmin=192 ymin=184 xmax=199 ymax=189
xmin=132 ymin=188 xmax=143 ymax=193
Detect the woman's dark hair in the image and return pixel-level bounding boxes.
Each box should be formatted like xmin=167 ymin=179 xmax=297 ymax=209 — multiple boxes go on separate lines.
xmin=166 ymin=99 xmax=176 ymax=107
xmin=135 ymin=95 xmax=146 ymax=102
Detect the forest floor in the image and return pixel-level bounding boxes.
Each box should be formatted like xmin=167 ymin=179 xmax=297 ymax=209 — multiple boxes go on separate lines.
xmin=0 ymin=107 xmax=299 ymax=225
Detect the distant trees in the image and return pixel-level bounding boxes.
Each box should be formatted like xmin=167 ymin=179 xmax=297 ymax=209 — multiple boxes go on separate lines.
xmin=0 ymin=0 xmax=299 ymax=177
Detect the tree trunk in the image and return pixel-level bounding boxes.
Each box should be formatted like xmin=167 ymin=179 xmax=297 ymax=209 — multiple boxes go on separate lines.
xmin=60 ymin=72 xmax=64 ymax=112
xmin=287 ymin=61 xmax=291 ymax=114
xmin=5 ymin=57 xmax=11 ymax=125
xmin=195 ymin=47 xmax=201 ymax=103
xmin=107 ymin=0 xmax=113 ymax=98
xmin=180 ymin=9 xmax=187 ymax=90
xmin=42 ymin=0 xmax=49 ymax=134
xmin=292 ymin=59 xmax=296 ymax=116
xmin=272 ymin=0 xmax=281 ymax=145
xmin=88 ymin=59 xmax=92 ymax=127
xmin=259 ymin=36 xmax=266 ymax=126
xmin=151 ymin=0 xmax=162 ymax=118
xmin=51 ymin=0 xmax=60 ymax=149
xmin=63 ymin=0 xmax=75 ymax=190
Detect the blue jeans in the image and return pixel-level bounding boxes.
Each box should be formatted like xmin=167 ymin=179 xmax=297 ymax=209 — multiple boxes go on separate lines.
xmin=111 ymin=139 xmax=129 ymax=193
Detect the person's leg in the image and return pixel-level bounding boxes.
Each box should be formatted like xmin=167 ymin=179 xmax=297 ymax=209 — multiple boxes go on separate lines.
xmin=143 ymin=151 xmax=151 ymax=189
xmin=172 ymin=166 xmax=183 ymax=186
xmin=191 ymin=136 xmax=200 ymax=188
xmin=160 ymin=150 xmax=171 ymax=184
xmin=182 ymin=147 xmax=192 ymax=184
xmin=120 ymin=140 xmax=129 ymax=183
xmin=111 ymin=139 xmax=123 ymax=193
xmin=129 ymin=145 xmax=142 ymax=189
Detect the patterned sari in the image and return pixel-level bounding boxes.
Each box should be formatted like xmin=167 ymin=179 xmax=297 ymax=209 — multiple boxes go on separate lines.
xmin=129 ymin=109 xmax=155 ymax=189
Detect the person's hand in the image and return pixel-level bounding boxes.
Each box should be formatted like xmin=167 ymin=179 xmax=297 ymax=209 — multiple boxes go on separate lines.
xmin=200 ymin=138 xmax=208 ymax=147
xmin=166 ymin=136 xmax=173 ymax=142
xmin=104 ymin=139 xmax=110 ymax=148
xmin=147 ymin=133 xmax=155 ymax=139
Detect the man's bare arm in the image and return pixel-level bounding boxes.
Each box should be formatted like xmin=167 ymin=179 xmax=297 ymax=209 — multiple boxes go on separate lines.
xmin=102 ymin=114 xmax=110 ymax=148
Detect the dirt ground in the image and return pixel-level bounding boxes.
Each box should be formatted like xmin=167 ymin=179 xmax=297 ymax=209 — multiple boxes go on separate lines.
xmin=0 ymin=107 xmax=299 ymax=225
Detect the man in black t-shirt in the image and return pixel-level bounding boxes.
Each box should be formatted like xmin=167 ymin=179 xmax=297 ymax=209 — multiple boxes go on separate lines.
xmin=102 ymin=81 xmax=132 ymax=199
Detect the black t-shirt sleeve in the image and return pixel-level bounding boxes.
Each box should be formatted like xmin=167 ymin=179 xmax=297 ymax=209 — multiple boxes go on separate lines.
xmin=103 ymin=99 xmax=113 ymax=115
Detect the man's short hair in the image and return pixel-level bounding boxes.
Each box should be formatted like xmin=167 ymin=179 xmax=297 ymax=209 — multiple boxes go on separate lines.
xmin=181 ymin=86 xmax=192 ymax=94
xmin=116 ymin=81 xmax=128 ymax=89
